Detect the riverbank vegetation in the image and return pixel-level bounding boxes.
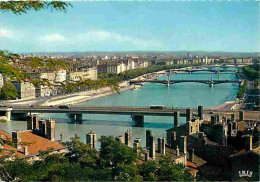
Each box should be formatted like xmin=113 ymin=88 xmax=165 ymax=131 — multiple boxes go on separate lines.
xmin=243 ymin=66 xmax=259 ymax=80
xmin=0 ymin=136 xmax=195 ymax=181
xmin=237 ymin=80 xmax=248 ymax=99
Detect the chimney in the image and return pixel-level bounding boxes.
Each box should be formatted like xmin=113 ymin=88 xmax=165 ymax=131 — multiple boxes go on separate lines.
xmin=46 ymin=119 xmax=55 ymax=141
xmin=171 ymin=131 xmax=177 ymax=149
xmin=246 ymin=135 xmax=253 ymax=151
xmin=124 ymin=130 xmax=131 ymax=147
xmin=216 ymin=115 xmax=220 ymax=123
xmin=39 ymin=119 xmax=47 ymax=136
xmin=157 ymin=137 xmax=162 ymax=153
xmin=33 ymin=114 xmax=39 ymax=130
xmin=186 ymin=108 xmax=192 ymax=122
xmin=27 ymin=114 xmax=33 ymax=130
xmin=239 ymin=111 xmax=244 ymax=121
xmin=198 ymin=106 xmax=204 ymax=120
xmin=145 ymin=150 xmax=149 ymax=161
xmin=176 ymin=145 xmax=180 ymax=156
xmin=60 ymin=134 xmax=63 ymax=141
xmin=146 ymin=130 xmax=152 ymax=148
xmin=24 ymin=146 xmax=29 ymax=156
xmin=211 ymin=115 xmax=216 ymax=126
xmin=149 ymin=135 xmax=156 ymax=159
xmin=116 ymin=136 xmax=124 ymax=143
xmin=86 ymin=131 xmax=97 ymax=149
xmin=189 ymin=149 xmax=194 ymax=162
xmin=12 ymin=130 xmax=22 ymax=149
xmin=231 ymin=114 xmax=235 ymax=121
xmin=161 ymin=137 xmax=166 ymax=155
xmin=180 ymin=135 xmax=187 ymax=154
xmin=174 ymin=111 xmax=180 ymax=127
xmin=133 ymin=138 xmax=141 ymax=152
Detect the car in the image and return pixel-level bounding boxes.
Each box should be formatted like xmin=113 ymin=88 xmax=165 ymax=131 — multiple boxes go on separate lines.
xmin=150 ymin=105 xmax=164 ymax=110
xmin=30 ymin=105 xmax=34 ymax=107
xmin=58 ymin=105 xmax=70 ymax=109
xmin=49 ymin=105 xmax=54 ymax=107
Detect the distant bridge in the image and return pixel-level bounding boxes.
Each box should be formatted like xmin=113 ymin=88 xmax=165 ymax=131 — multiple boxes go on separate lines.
xmin=169 ymin=69 xmax=237 ymax=74
xmin=130 ymin=79 xmax=241 ymax=86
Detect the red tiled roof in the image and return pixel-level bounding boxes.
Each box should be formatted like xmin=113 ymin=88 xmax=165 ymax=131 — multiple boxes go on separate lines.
xmin=0 ymin=129 xmax=65 ymax=157
xmin=19 ymin=131 xmax=65 ymax=155
xmin=0 ymin=144 xmax=25 ymax=158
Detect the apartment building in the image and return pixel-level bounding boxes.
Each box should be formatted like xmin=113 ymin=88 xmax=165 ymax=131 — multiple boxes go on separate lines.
xmin=12 ymin=81 xmax=35 ymax=99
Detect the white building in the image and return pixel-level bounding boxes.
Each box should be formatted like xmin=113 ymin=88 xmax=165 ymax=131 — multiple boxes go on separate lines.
xmin=0 ymin=74 xmax=4 ymax=89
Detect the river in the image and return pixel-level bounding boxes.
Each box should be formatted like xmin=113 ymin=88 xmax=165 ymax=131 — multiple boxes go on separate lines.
xmin=0 ymin=68 xmax=239 ymax=147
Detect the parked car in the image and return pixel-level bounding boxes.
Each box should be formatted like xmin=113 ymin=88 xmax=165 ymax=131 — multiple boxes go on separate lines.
xmin=58 ymin=105 xmax=70 ymax=109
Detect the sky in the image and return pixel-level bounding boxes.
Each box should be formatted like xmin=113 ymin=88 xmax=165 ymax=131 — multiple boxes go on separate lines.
xmin=0 ymin=1 xmax=259 ymax=53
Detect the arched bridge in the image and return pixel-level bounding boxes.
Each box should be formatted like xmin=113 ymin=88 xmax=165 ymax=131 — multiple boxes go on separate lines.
xmin=129 ymin=80 xmax=241 ymax=86
xmin=169 ymin=69 xmax=237 ymax=74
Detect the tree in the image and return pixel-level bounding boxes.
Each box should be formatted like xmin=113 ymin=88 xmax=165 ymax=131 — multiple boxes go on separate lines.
xmin=0 ymin=82 xmax=18 ymax=100
xmin=157 ymin=157 xmax=193 ymax=181
xmin=64 ymin=136 xmax=98 ymax=167
xmin=0 ymin=0 xmax=72 ymax=15
xmin=99 ymin=136 xmax=137 ymax=168
xmin=138 ymin=161 xmax=158 ymax=181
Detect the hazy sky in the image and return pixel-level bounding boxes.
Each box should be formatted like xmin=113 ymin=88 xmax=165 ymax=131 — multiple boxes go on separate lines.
xmin=0 ymin=1 xmax=259 ymax=53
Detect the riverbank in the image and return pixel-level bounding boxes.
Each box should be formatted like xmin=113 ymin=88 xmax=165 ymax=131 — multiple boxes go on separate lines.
xmin=42 ymin=71 xmax=162 ymax=106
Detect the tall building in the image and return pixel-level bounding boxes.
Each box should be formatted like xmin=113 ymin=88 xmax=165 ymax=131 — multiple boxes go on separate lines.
xmin=12 ymin=81 xmax=35 ymax=99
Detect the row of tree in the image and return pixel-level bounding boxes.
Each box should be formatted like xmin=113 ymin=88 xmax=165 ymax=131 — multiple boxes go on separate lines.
xmin=0 ymin=136 xmax=195 ymax=181
xmin=243 ymin=66 xmax=259 ymax=80
xmin=237 ymin=80 xmax=248 ymax=99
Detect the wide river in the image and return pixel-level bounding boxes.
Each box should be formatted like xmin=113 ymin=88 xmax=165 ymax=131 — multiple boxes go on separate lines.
xmin=0 ymin=68 xmax=239 ymax=147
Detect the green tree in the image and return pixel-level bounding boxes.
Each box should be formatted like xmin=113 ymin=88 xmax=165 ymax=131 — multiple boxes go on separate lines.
xmin=138 ymin=161 xmax=158 ymax=181
xmin=64 ymin=136 xmax=98 ymax=167
xmin=99 ymin=136 xmax=137 ymax=168
xmin=157 ymin=157 xmax=193 ymax=181
xmin=0 ymin=0 xmax=72 ymax=15
xmin=0 ymin=82 xmax=18 ymax=100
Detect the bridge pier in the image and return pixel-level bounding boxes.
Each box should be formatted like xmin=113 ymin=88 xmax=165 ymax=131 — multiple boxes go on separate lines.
xmin=67 ymin=114 xmax=76 ymax=123
xmin=5 ymin=109 xmax=12 ymax=122
xmin=10 ymin=112 xmax=28 ymax=121
xmin=76 ymin=114 xmax=83 ymax=123
xmin=131 ymin=115 xmax=144 ymax=127
xmin=67 ymin=113 xmax=83 ymax=123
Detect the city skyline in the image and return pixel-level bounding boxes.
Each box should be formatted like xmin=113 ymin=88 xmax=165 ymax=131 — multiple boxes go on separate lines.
xmin=0 ymin=1 xmax=259 ymax=53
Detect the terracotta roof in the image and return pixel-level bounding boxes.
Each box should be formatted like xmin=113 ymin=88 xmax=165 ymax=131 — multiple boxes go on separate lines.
xmin=0 ymin=144 xmax=25 ymax=158
xmin=0 ymin=129 xmax=12 ymax=141
xmin=19 ymin=131 xmax=65 ymax=155
xmin=187 ymin=160 xmax=197 ymax=168
xmin=0 ymin=129 xmax=65 ymax=157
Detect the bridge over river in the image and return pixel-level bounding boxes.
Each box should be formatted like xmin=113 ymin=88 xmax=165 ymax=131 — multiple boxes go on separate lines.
xmin=130 ymin=79 xmax=241 ymax=86
xmin=169 ymin=69 xmax=237 ymax=74
xmin=0 ymin=105 xmax=253 ymax=127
